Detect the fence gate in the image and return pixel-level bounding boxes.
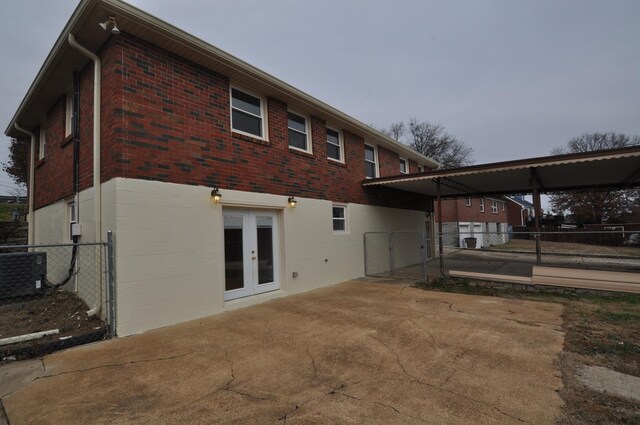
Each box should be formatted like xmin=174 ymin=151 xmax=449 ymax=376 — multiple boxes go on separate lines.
xmin=364 ymin=231 xmax=427 ymax=280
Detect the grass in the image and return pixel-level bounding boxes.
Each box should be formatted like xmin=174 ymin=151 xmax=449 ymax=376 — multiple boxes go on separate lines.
xmin=483 ymin=238 xmax=640 ymax=257
xmin=416 ymin=278 xmax=640 ymax=424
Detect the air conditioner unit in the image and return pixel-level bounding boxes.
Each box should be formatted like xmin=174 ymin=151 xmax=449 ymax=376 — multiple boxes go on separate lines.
xmin=0 ymin=252 xmax=47 ymax=299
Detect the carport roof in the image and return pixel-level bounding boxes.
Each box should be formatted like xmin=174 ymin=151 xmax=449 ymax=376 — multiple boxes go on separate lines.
xmin=363 ymin=146 xmax=640 ymax=198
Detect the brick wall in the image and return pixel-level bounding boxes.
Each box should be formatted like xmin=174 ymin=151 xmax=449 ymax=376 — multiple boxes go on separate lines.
xmin=507 ymin=201 xmax=531 ymax=226
xmin=33 ymin=33 xmax=431 ymax=212
xmin=437 ymin=198 xmax=508 ymax=223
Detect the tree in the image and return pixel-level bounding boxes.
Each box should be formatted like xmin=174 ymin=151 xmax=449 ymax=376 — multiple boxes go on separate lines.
xmin=2 ymin=137 xmax=29 ymax=187
xmin=380 ymin=118 xmax=473 ymax=169
xmin=549 ymin=132 xmax=640 ymax=224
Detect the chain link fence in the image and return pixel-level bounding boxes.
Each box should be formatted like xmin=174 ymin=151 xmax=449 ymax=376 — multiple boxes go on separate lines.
xmin=0 ymin=234 xmax=115 ymax=361
xmin=364 ymin=231 xmax=428 ymax=279
xmin=437 ymin=229 xmax=640 ymax=274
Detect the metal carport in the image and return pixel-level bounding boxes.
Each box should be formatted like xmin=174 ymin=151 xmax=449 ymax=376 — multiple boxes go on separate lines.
xmin=363 ymin=145 xmax=640 ymax=276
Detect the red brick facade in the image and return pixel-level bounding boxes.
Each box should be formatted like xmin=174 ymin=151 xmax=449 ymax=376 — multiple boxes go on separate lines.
xmin=32 ymin=34 xmax=432 ymax=212
xmin=507 ymin=200 xmax=532 ymax=227
xmin=436 ymin=197 xmax=508 ymax=223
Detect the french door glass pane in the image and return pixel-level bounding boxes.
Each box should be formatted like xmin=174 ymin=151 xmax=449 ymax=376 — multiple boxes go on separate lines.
xmin=256 ymin=216 xmax=274 ymax=285
xmin=224 ymin=216 xmax=244 ymax=291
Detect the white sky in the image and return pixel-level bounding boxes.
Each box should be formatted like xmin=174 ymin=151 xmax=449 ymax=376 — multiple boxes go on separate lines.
xmin=1 ymin=0 xmax=639 ymax=204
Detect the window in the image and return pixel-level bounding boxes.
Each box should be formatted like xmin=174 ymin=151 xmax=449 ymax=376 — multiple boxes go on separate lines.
xmin=491 ymin=200 xmax=498 ymax=214
xmin=65 ymin=92 xmax=73 ymax=138
xmin=364 ymin=144 xmax=378 ymax=178
xmin=399 ymin=158 xmax=408 ymax=174
xmin=502 ymin=202 xmax=505 ymax=212
xmin=326 ymin=127 xmax=343 ymax=162
xmin=38 ymin=126 xmax=46 ymax=160
xmin=66 ymin=199 xmax=76 ymax=241
xmin=418 ymin=165 xmax=424 ymax=173
xmin=288 ymin=111 xmax=310 ymax=152
xmin=465 ymin=197 xmax=471 ymax=207
xmin=231 ymin=87 xmax=265 ymax=138
xmin=480 ymin=198 xmax=485 ymax=213
xmin=332 ymin=205 xmax=347 ymax=232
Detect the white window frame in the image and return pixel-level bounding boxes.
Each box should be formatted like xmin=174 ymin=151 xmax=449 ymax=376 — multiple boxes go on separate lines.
xmin=418 ymin=165 xmax=424 ymax=173
xmin=332 ymin=204 xmax=348 ymax=234
xmin=465 ymin=197 xmax=472 ymax=207
xmin=480 ymin=198 xmax=485 ymax=213
xmin=65 ymin=91 xmax=73 ymax=138
xmin=287 ymin=109 xmax=312 ymax=153
xmin=38 ymin=126 xmax=46 ymax=160
xmin=491 ymin=200 xmax=498 ymax=214
xmin=364 ymin=143 xmax=379 ymax=179
xmin=399 ymin=157 xmax=409 ymax=174
xmin=502 ymin=202 xmax=505 ymax=212
xmin=326 ymin=126 xmax=344 ymax=163
xmin=230 ymin=86 xmax=268 ymax=140
xmin=65 ymin=198 xmax=77 ymax=242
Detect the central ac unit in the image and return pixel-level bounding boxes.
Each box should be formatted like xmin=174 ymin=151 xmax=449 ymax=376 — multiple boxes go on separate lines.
xmin=0 ymin=252 xmax=47 ymax=299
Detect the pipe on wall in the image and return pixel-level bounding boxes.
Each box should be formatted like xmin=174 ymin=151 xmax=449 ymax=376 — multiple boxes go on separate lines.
xmin=13 ymin=123 xmax=36 ymax=245
xmin=67 ymin=34 xmax=101 ymax=244
xmin=68 ymin=34 xmax=102 ymax=316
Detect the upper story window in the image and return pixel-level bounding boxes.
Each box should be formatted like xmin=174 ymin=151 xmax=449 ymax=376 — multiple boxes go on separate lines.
xmin=465 ymin=197 xmax=472 ymax=207
xmin=502 ymin=202 xmax=505 ymax=212
xmin=418 ymin=165 xmax=424 ymax=173
xmin=231 ymin=87 xmax=265 ymax=139
xmin=364 ymin=144 xmax=378 ymax=179
xmin=65 ymin=92 xmax=73 ymax=138
xmin=326 ymin=127 xmax=343 ymax=162
xmin=38 ymin=126 xmax=46 ymax=160
xmin=491 ymin=200 xmax=498 ymax=214
xmin=288 ymin=111 xmax=310 ymax=152
xmin=480 ymin=198 xmax=485 ymax=213
xmin=399 ymin=158 xmax=408 ymax=174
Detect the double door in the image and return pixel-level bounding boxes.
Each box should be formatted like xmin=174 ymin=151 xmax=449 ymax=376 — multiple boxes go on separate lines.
xmin=223 ymin=210 xmax=280 ymax=301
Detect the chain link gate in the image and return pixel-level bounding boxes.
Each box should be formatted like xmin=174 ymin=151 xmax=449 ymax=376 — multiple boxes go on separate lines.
xmin=364 ymin=231 xmax=428 ymax=280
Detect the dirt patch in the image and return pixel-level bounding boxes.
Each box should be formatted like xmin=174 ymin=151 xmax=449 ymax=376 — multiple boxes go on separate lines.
xmin=417 ymin=281 xmax=640 ymax=424
xmin=0 ymin=291 xmax=107 ymax=360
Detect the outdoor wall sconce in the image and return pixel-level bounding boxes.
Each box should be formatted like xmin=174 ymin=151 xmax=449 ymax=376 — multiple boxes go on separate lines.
xmin=287 ymin=196 xmax=297 ymax=208
xmin=211 ymin=187 xmax=222 ymax=203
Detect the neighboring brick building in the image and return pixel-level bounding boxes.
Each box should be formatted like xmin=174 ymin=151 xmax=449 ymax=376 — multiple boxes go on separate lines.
xmin=6 ymin=0 xmax=437 ymax=336
xmin=436 ymin=197 xmax=509 ymax=248
xmin=506 ymin=195 xmax=535 ymax=228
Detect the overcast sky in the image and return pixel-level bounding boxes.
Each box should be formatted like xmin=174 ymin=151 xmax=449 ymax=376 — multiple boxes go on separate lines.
xmin=1 ymin=0 xmax=639 ymax=197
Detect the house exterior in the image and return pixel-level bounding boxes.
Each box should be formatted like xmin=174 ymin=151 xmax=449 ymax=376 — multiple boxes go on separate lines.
xmin=436 ymin=197 xmax=509 ymax=248
xmin=506 ymin=195 xmax=535 ymax=228
xmin=5 ymin=0 xmax=438 ymax=336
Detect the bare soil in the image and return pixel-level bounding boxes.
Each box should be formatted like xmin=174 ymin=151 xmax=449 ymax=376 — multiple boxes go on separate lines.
xmin=418 ymin=281 xmax=640 ymax=424
xmin=0 ymin=290 xmax=107 ymax=360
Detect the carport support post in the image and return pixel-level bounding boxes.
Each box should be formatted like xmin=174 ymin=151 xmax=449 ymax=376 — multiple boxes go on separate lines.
xmin=531 ymin=169 xmax=542 ymax=266
xmin=437 ymin=178 xmax=445 ymax=277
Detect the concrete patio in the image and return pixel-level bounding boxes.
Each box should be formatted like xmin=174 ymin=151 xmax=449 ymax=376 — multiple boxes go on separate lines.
xmin=1 ymin=279 xmax=565 ymax=424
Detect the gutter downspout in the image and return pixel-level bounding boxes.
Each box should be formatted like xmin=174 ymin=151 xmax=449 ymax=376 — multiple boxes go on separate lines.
xmin=68 ymin=33 xmax=102 ymax=316
xmin=14 ymin=123 xmax=36 ymax=245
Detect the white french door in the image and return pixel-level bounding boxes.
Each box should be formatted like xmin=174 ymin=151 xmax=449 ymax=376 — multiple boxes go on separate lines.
xmin=223 ymin=210 xmax=280 ymax=301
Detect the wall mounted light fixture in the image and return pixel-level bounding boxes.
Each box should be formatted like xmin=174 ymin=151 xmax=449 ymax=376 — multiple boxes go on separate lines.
xmin=211 ymin=187 xmax=222 ymax=203
xmin=287 ymin=196 xmax=297 ymax=208
xmin=99 ymin=16 xmax=120 ymax=34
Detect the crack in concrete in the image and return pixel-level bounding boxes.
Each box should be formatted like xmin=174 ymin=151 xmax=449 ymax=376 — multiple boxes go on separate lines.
xmin=409 ymin=318 xmax=436 ymax=346
xmin=334 ymin=390 xmax=430 ymax=423
xmin=34 ymin=351 xmax=196 ymax=381
xmin=367 ymin=335 xmax=529 ymax=424
xmin=219 ymin=347 xmax=268 ymax=401
xmin=305 ymin=343 xmax=319 ymax=382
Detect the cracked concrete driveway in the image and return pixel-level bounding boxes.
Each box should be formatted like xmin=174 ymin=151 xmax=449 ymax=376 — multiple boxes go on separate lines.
xmin=0 ymin=279 xmax=565 ymax=424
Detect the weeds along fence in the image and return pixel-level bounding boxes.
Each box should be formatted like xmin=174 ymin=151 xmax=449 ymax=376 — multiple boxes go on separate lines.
xmin=438 ymin=230 xmax=640 ymax=273
xmin=0 ymin=234 xmax=115 ymax=360
xmin=364 ymin=231 xmax=429 ymax=279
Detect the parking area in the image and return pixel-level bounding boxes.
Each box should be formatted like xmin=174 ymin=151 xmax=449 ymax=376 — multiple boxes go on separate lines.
xmin=1 ymin=279 xmax=565 ymax=424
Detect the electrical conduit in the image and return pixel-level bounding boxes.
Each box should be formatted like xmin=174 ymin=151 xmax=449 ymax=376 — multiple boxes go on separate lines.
xmin=68 ymin=33 xmax=102 ymax=316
